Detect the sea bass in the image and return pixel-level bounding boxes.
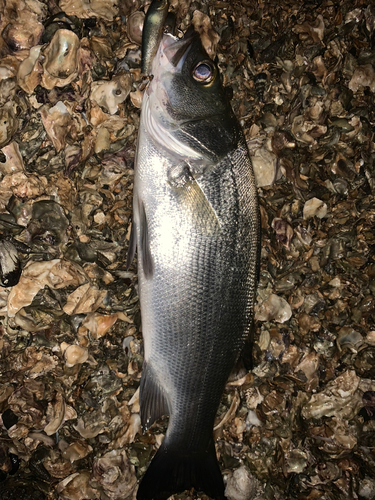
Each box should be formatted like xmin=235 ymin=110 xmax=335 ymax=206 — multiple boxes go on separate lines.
xmin=128 ymin=9 xmax=260 ymax=500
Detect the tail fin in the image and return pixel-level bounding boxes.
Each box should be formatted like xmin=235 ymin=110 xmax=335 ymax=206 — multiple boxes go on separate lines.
xmin=136 ymin=439 xmax=226 ymax=500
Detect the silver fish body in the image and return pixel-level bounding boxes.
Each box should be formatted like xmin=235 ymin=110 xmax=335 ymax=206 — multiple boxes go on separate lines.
xmin=130 ymin=25 xmax=260 ymax=500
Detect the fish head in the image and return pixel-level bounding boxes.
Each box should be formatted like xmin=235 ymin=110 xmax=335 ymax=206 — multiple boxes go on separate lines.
xmin=144 ymin=27 xmax=240 ymax=164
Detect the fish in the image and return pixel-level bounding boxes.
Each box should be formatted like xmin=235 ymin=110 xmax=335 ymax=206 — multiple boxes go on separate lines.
xmin=141 ymin=0 xmax=169 ymax=75
xmin=128 ymin=5 xmax=260 ymax=499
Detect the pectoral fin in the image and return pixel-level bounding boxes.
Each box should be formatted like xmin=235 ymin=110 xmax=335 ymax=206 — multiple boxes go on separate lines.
xmin=126 ymin=222 xmax=137 ymax=270
xmin=126 ymin=202 xmax=153 ymax=278
xmin=139 ymin=201 xmax=154 ymax=279
xmin=175 ymin=168 xmax=220 ymax=235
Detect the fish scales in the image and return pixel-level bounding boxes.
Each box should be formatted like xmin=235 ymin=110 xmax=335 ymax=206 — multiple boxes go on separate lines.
xmin=137 ymin=137 xmax=258 ymax=439
xmin=129 ymin=13 xmax=260 ymax=500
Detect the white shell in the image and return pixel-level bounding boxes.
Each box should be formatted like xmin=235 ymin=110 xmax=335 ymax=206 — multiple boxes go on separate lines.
xmin=225 ymin=466 xmax=261 ymax=500
xmin=255 ymin=293 xmax=292 ymax=323
xmin=17 ymin=45 xmax=42 ymax=94
xmin=41 ymin=29 xmax=80 ymax=90
xmin=63 ymin=344 xmax=89 ymax=367
xmin=90 ymin=74 xmax=133 ymax=115
xmin=303 ymin=197 xmax=328 ymax=219
xmin=251 ymin=146 xmax=278 ymax=187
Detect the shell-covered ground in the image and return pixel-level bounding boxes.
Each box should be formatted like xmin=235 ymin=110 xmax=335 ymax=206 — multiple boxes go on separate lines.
xmin=0 ymin=0 xmax=374 ymax=499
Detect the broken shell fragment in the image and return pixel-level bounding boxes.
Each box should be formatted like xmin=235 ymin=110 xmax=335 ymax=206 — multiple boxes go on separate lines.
xmin=90 ymin=449 xmax=137 ymax=499
xmin=44 ymin=393 xmax=66 ymax=436
xmin=255 ymin=294 xmax=292 ymax=323
xmin=40 ymin=101 xmax=72 ymax=152
xmin=41 ymin=29 xmax=80 ymax=90
xmin=17 ymin=46 xmax=43 ymax=94
xmin=0 ymin=142 xmax=25 ymax=174
xmin=62 ymin=441 xmax=93 ymax=463
xmin=0 ymin=104 xmax=19 ymax=149
xmin=63 ymin=344 xmax=89 ymax=367
xmin=63 ymin=283 xmax=107 ymax=315
xmin=302 ymin=370 xmax=362 ymax=420
xmin=90 ymin=73 xmax=133 ymax=115
xmin=225 ymin=466 xmax=261 ymax=500
xmin=348 ymin=64 xmax=375 ymax=93
xmin=272 ymin=218 xmax=294 ymax=249
xmin=303 ymin=198 xmax=328 ymax=219
xmin=81 ymin=312 xmax=119 ymax=339
xmin=56 ymin=471 xmax=99 ymax=500
xmin=250 ymin=145 xmax=278 ymax=188
xmin=2 ymin=11 xmax=44 ymax=51
xmin=192 ymin=10 xmax=220 ymax=57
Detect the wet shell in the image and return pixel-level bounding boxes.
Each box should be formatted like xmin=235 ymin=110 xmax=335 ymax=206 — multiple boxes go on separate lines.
xmin=41 ymin=29 xmax=80 ymax=90
xmin=17 ymin=46 xmax=43 ymax=94
xmin=303 ymin=198 xmax=328 ymax=219
xmin=59 ymin=0 xmax=119 ymax=21
xmin=0 ymin=240 xmax=21 ymax=287
xmin=63 ymin=344 xmax=89 ymax=367
xmin=225 ymin=466 xmax=261 ymax=500
xmin=255 ymin=294 xmax=292 ymax=323
xmin=0 ymin=104 xmax=19 ymax=149
xmin=127 ymin=11 xmax=145 ymax=45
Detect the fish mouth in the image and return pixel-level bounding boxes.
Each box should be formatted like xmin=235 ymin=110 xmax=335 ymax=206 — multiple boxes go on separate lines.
xmin=164 ymin=26 xmax=199 ymax=67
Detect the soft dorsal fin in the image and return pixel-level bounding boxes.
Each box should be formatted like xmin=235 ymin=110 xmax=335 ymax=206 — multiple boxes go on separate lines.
xmin=140 ymin=361 xmax=170 ymax=432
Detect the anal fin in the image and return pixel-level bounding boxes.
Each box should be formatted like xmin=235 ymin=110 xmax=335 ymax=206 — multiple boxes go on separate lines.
xmin=140 ymin=361 xmax=169 ymax=431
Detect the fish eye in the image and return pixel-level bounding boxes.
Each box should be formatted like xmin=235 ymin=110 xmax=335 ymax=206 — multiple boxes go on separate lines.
xmin=192 ymin=61 xmax=215 ymax=84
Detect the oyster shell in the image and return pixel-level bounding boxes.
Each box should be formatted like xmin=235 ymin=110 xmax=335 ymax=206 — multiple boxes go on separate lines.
xmin=62 ymin=344 xmax=89 ymax=367
xmin=0 ymin=103 xmax=19 ymax=149
xmin=41 ymin=29 xmax=80 ymax=90
xmin=17 ymin=46 xmax=43 ymax=94
xmin=7 ymin=259 xmax=87 ymax=317
xmin=40 ymin=101 xmax=73 ymax=152
xmin=255 ymin=294 xmax=292 ymax=323
xmin=303 ymin=197 xmax=328 ymax=219
xmin=90 ymin=73 xmax=133 ymax=115
xmin=225 ymin=466 xmax=262 ymax=500
xmin=90 ymin=449 xmax=137 ymax=499
xmin=59 ymin=0 xmax=119 ymax=21
xmin=126 ymin=11 xmax=144 ymax=45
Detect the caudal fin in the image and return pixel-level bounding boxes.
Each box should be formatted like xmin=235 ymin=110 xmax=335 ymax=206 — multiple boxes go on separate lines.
xmin=136 ymin=439 xmax=226 ymax=500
